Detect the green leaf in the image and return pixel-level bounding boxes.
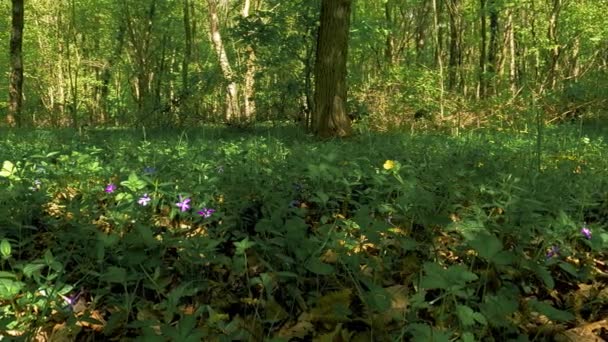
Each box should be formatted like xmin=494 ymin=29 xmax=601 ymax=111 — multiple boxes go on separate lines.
xmin=0 ymin=278 xmax=25 ymax=300
xmin=469 ymin=233 xmax=503 ymax=261
xmin=529 ymin=299 xmax=574 ymax=322
xmin=0 ymin=271 xmax=17 ymax=279
xmin=0 ymin=161 xmax=16 ymax=178
xmin=456 ymin=305 xmax=476 ymax=326
xmin=558 ymin=262 xmax=579 ymax=277
xmin=135 ymin=224 xmax=157 ymax=247
xmin=407 ymin=323 xmax=450 ymax=342
xmin=121 ymin=172 xmax=147 ymax=192
xmin=22 ymin=263 xmax=45 ymax=278
xmin=362 ymin=284 xmax=392 ymax=312
xmin=305 ymin=258 xmax=334 ymax=275
xmin=460 ymin=332 xmax=476 ymax=342
xmin=103 ymin=266 xmax=127 ymax=283
xmin=234 ymin=237 xmax=256 ymax=255
xmin=0 ymin=239 xmax=11 ymax=259
xmin=479 ymin=290 xmax=519 ymax=326
xmin=420 ymin=262 xmax=449 ymax=290
xmin=533 ymin=264 xmax=555 ymax=289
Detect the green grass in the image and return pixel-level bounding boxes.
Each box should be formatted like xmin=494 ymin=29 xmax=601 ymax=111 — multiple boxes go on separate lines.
xmin=1 ymin=124 xmax=607 ymax=341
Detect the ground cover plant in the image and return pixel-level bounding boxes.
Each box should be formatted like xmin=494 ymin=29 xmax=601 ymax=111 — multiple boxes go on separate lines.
xmin=1 ymin=124 xmax=608 ymax=341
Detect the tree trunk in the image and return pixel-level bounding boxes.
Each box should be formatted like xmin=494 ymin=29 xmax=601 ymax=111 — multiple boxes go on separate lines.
xmin=8 ymin=0 xmax=25 ymax=127
xmin=507 ymin=10 xmax=517 ymax=97
xmin=447 ymin=0 xmax=462 ymax=91
xmin=313 ymin=0 xmax=353 ymax=138
xmin=431 ymin=0 xmax=445 ymax=119
xmin=487 ymin=0 xmax=499 ymax=96
xmin=478 ymin=0 xmax=487 ymax=99
xmin=242 ymin=0 xmax=257 ymax=121
xmin=545 ymin=0 xmax=561 ymax=91
xmin=207 ymin=0 xmax=241 ymax=124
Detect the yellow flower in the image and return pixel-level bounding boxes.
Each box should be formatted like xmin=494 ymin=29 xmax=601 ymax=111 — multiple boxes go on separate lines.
xmin=383 ymin=160 xmax=395 ymax=170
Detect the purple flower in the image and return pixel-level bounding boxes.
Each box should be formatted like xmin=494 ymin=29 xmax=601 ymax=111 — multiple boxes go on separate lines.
xmin=105 ymin=183 xmax=116 ymax=193
xmin=176 ymin=196 xmax=191 ymax=212
xmin=581 ymin=225 xmax=592 ymax=239
xmin=546 ymin=245 xmax=559 ymax=259
xmin=197 ymin=208 xmax=215 ymax=218
xmin=138 ymin=194 xmax=151 ymax=206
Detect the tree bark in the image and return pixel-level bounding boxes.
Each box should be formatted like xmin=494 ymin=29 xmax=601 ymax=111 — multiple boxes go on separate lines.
xmin=207 ymin=0 xmax=241 ymax=123
xmin=242 ymin=0 xmax=257 ymax=121
xmin=447 ymin=0 xmax=462 ymax=91
xmin=313 ymin=0 xmax=353 ymax=138
xmin=487 ymin=0 xmax=499 ymax=96
xmin=8 ymin=0 xmax=25 ymax=127
xmin=478 ymin=0 xmax=487 ymax=99
xmin=507 ymin=10 xmax=517 ymax=97
xmin=545 ymin=0 xmax=561 ymax=91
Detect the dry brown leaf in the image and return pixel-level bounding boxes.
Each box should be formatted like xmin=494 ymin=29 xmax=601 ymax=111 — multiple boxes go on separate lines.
xmin=555 ymin=319 xmax=608 ymax=342
xmin=277 ymin=320 xmax=314 ymax=339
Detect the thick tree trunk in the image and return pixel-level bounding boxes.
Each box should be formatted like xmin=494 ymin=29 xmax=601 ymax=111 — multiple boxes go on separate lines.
xmin=8 ymin=0 xmax=25 ymax=127
xmin=313 ymin=0 xmax=353 ymax=138
xmin=207 ymin=0 xmax=241 ymax=123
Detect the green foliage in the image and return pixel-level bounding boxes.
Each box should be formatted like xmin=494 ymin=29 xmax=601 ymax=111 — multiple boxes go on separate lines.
xmin=0 ymin=125 xmax=607 ymax=340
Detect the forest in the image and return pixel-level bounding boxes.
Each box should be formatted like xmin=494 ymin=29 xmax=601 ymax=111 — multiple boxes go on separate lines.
xmin=1 ymin=0 xmax=608 ymax=340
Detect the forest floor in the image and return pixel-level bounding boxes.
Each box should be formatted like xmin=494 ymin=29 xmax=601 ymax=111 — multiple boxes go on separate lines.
xmin=1 ymin=123 xmax=608 ymax=341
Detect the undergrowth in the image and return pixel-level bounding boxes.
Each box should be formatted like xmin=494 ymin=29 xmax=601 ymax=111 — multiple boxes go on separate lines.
xmin=1 ymin=125 xmax=607 ymax=341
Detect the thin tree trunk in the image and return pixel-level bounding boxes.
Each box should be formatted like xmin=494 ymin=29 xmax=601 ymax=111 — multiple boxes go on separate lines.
xmin=8 ymin=0 xmax=25 ymax=127
xmin=447 ymin=0 xmax=462 ymax=91
xmin=384 ymin=0 xmax=395 ymax=65
xmin=182 ymin=0 xmax=192 ymax=95
xmin=313 ymin=0 xmax=353 ymax=137
xmin=507 ymin=10 xmax=517 ymax=97
xmin=546 ymin=0 xmax=561 ymax=91
xmin=478 ymin=0 xmax=487 ymax=99
xmin=487 ymin=0 xmax=499 ymax=96
xmin=431 ymin=0 xmax=445 ymax=119
xmin=207 ymin=0 xmax=241 ymax=123
xmin=242 ymin=0 xmax=257 ymax=121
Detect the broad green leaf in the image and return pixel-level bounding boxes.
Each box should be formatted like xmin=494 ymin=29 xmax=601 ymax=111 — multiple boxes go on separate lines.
xmin=305 ymin=258 xmax=334 ymax=275
xmin=529 ymin=299 xmax=575 ymax=322
xmin=234 ymin=237 xmax=256 ymax=255
xmin=0 ymin=278 xmax=24 ymax=300
xmin=558 ymin=262 xmax=579 ymax=277
xmin=0 ymin=271 xmax=17 ymax=279
xmin=407 ymin=323 xmax=450 ymax=342
xmin=533 ymin=264 xmax=555 ymax=289
xmin=480 ymin=291 xmax=519 ymax=326
xmin=0 ymin=239 xmax=11 ymax=259
xmin=0 ymin=161 xmax=16 ymax=178
xmin=469 ymin=233 xmax=503 ymax=261
xmin=456 ymin=305 xmax=476 ymax=326
xmin=22 ymin=263 xmax=45 ymax=278
xmin=420 ymin=262 xmax=449 ymax=290
xmin=103 ymin=266 xmax=127 ymax=283
xmin=121 ymin=172 xmax=147 ymax=192
xmin=135 ymin=224 xmax=157 ymax=247
xmin=361 ymin=284 xmax=392 ymax=311
xmin=460 ymin=332 xmax=476 ymax=342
